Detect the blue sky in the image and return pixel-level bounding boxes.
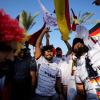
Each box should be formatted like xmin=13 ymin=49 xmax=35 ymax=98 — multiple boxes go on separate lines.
xmin=0 ymin=0 xmax=100 ymax=55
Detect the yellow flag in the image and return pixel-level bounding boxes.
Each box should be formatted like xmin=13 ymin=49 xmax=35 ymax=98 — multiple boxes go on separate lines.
xmin=54 ymin=0 xmax=71 ymax=41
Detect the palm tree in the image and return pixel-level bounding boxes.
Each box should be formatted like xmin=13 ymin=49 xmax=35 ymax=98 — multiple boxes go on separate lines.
xmin=18 ymin=10 xmax=38 ymax=32
xmin=78 ymin=12 xmax=94 ymax=25
xmin=71 ymin=9 xmax=94 ymax=25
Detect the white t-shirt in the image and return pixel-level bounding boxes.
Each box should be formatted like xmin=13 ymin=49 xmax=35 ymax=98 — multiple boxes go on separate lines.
xmin=53 ymin=57 xmax=62 ymax=64
xmin=35 ymin=56 xmax=61 ymax=96
xmin=58 ymin=54 xmax=77 ymax=100
xmin=59 ymin=55 xmax=73 ymax=85
xmin=53 ymin=56 xmax=71 ymax=85
xmin=75 ymin=54 xmax=98 ymax=100
xmin=53 ymin=55 xmax=67 ymax=64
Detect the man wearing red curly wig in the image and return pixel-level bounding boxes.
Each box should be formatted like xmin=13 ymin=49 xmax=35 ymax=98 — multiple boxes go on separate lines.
xmin=0 ymin=9 xmax=25 ymax=100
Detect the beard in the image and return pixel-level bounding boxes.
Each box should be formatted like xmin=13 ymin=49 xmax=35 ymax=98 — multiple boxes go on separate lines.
xmin=45 ymin=55 xmax=53 ymax=62
xmin=73 ymin=46 xmax=89 ymax=58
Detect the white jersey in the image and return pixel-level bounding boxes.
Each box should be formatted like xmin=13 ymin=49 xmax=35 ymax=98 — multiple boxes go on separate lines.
xmin=53 ymin=55 xmax=68 ymax=64
xmin=59 ymin=55 xmax=73 ymax=85
xmin=59 ymin=54 xmax=77 ymax=100
xmin=75 ymin=54 xmax=99 ymax=100
xmin=53 ymin=57 xmax=62 ymax=64
xmin=36 ymin=56 xmax=61 ymax=96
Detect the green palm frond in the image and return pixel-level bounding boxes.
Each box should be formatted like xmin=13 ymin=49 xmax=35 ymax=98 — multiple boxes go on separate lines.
xmin=79 ymin=12 xmax=94 ymax=24
xmin=70 ymin=9 xmax=94 ymax=25
xmin=19 ymin=10 xmax=39 ymax=31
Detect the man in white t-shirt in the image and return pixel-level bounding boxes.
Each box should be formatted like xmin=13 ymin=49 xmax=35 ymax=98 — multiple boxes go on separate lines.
xmin=58 ymin=54 xmax=77 ymax=100
xmin=75 ymin=53 xmax=99 ymax=100
xmin=73 ymin=38 xmax=100 ymax=100
xmin=59 ymin=38 xmax=86 ymax=100
xmin=33 ymin=28 xmax=63 ymax=100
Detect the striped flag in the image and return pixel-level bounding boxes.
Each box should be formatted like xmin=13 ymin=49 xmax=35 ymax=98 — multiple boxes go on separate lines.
xmin=89 ymin=28 xmax=100 ymax=37
xmin=90 ymin=77 xmax=100 ymax=99
xmin=89 ymin=23 xmax=100 ymax=37
xmin=54 ymin=0 xmax=71 ymax=41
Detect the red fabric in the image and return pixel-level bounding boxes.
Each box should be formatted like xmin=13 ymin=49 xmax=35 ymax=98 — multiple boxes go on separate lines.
xmin=0 ymin=9 xmax=25 ymax=42
xmin=71 ymin=20 xmax=78 ymax=31
xmin=65 ymin=0 xmax=71 ymax=31
xmin=52 ymin=48 xmax=56 ymax=56
xmin=27 ymin=23 xmax=46 ymax=46
xmin=89 ymin=28 xmax=100 ymax=37
xmin=71 ymin=9 xmax=79 ymax=31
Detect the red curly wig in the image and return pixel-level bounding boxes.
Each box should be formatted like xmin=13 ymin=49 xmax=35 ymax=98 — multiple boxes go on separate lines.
xmin=0 ymin=9 xmax=25 ymax=42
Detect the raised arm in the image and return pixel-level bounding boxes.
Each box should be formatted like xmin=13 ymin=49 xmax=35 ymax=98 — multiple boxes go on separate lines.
xmin=34 ymin=28 xmax=49 ymax=59
xmin=64 ymin=40 xmax=72 ymax=56
xmin=45 ymin=31 xmax=50 ymax=46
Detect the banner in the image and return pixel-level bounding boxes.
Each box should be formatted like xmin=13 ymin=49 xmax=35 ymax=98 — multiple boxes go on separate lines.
xmin=27 ymin=23 xmax=46 ymax=46
xmin=54 ymin=0 xmax=71 ymax=40
xmin=38 ymin=0 xmax=57 ymax=27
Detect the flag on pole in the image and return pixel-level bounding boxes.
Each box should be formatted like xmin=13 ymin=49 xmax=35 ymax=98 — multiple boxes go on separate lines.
xmin=89 ymin=28 xmax=100 ymax=37
xmin=27 ymin=23 xmax=46 ymax=46
xmin=89 ymin=23 xmax=100 ymax=37
xmin=71 ymin=8 xmax=79 ymax=31
xmin=54 ymin=0 xmax=71 ymax=41
xmin=38 ymin=0 xmax=57 ymax=27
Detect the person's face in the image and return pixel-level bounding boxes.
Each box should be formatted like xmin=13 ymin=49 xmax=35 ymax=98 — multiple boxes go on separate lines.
xmin=56 ymin=50 xmax=62 ymax=57
xmin=44 ymin=50 xmax=53 ymax=61
xmin=73 ymin=42 xmax=85 ymax=57
xmin=0 ymin=41 xmax=17 ymax=63
xmin=73 ymin=42 xmax=84 ymax=51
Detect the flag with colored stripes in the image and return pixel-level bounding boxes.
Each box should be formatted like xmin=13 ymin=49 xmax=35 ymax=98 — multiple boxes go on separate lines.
xmin=54 ymin=0 xmax=71 ymax=41
xmin=89 ymin=23 xmax=100 ymax=37
xmin=89 ymin=77 xmax=100 ymax=99
xmin=90 ymin=28 xmax=100 ymax=37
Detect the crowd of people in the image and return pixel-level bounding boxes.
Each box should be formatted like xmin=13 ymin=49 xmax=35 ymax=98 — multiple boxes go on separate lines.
xmin=0 ymin=9 xmax=100 ymax=100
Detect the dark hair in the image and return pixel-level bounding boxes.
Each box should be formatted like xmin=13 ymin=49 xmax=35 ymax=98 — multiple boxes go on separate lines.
xmin=72 ymin=38 xmax=84 ymax=51
xmin=56 ymin=47 xmax=62 ymax=51
xmin=41 ymin=45 xmax=54 ymax=55
xmin=84 ymin=45 xmax=89 ymax=52
xmin=72 ymin=38 xmax=84 ymax=46
xmin=72 ymin=38 xmax=89 ymax=58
